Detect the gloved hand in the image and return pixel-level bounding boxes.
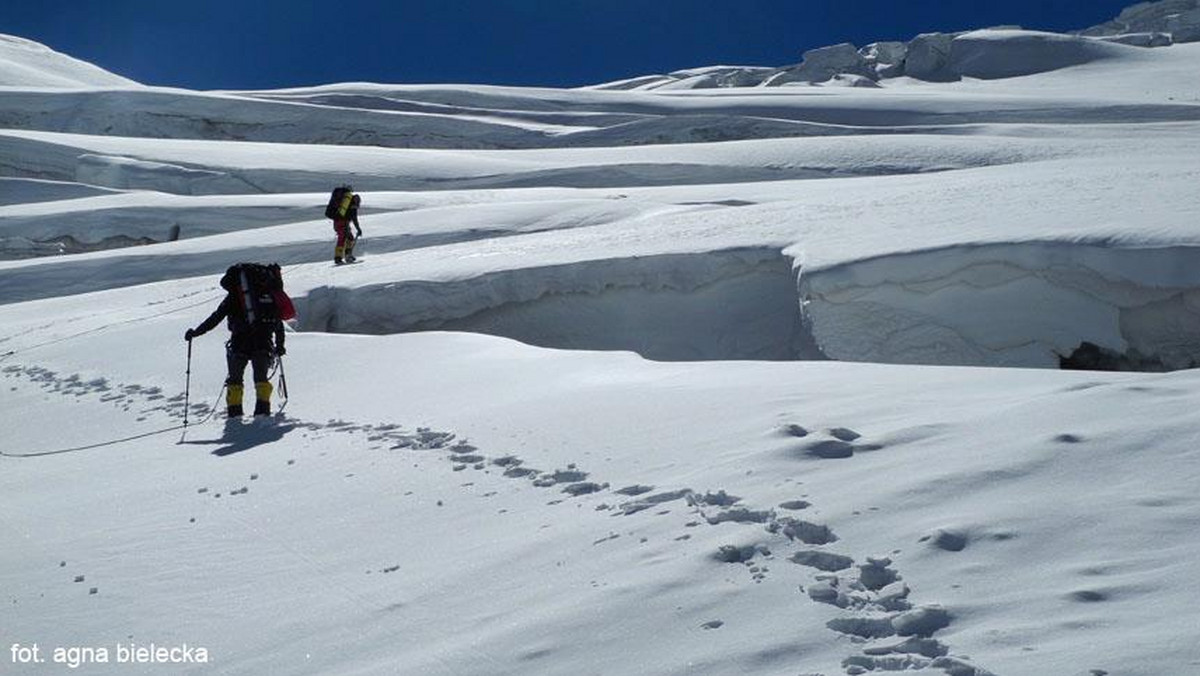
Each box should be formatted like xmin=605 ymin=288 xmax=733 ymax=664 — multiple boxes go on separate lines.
xmin=185 ymin=328 xmax=196 ymax=341
xmin=275 ymin=345 xmax=286 ymax=356
xmin=355 ymin=229 xmax=363 ymax=238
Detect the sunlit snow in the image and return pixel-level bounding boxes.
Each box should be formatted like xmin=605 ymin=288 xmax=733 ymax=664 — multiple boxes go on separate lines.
xmin=3 ymin=7 xmax=1200 ymax=676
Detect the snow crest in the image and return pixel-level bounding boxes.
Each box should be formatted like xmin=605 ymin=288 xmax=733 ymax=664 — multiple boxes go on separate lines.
xmin=0 ymin=34 xmax=139 ymax=88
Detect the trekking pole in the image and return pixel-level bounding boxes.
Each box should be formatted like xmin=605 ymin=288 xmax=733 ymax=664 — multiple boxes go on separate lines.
xmin=183 ymin=338 xmax=193 ymax=427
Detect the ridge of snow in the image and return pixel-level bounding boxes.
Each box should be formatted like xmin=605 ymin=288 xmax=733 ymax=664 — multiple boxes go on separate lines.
xmin=0 ymin=33 xmax=140 ymax=88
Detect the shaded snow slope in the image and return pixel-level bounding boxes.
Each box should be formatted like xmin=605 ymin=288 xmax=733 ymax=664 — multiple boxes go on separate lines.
xmin=0 ymin=177 xmax=120 ymax=206
xmin=0 ymin=88 xmax=553 ymax=150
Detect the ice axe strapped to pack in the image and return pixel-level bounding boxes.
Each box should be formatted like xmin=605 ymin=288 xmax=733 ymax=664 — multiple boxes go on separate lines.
xmin=219 ymin=263 xmax=296 ymax=325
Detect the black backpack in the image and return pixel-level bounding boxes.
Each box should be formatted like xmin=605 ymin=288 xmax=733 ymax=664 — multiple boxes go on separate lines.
xmin=325 ymin=186 xmax=355 ymax=220
xmin=219 ymin=263 xmax=295 ymax=326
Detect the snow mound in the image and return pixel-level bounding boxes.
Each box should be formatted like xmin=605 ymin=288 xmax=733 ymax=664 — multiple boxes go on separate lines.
xmin=0 ymin=34 xmax=138 ymax=88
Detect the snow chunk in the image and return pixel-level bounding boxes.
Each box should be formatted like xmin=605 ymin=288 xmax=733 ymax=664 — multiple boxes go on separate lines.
xmin=766 ymin=43 xmax=875 ymax=86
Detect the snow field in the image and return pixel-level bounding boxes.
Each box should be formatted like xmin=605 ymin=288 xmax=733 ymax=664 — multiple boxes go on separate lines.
xmin=5 ymin=15 xmax=1200 ymax=676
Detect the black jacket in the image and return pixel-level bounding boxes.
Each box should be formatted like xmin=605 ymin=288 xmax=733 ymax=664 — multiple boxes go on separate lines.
xmin=193 ymin=295 xmax=284 ymax=355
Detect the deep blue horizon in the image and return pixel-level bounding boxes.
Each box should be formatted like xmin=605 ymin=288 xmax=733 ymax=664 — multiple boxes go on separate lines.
xmin=2 ymin=0 xmax=1137 ymax=90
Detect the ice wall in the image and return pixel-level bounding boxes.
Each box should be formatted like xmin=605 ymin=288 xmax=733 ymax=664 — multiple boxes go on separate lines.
xmin=300 ymin=242 xmax=1200 ymax=370
xmin=800 ymin=243 xmax=1200 ymax=369
xmin=299 ymin=248 xmax=823 ymax=362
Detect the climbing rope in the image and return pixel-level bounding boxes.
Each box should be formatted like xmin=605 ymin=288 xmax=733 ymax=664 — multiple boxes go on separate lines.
xmin=0 ymin=383 xmax=227 ymax=458
xmin=0 ymin=292 xmax=223 ymax=365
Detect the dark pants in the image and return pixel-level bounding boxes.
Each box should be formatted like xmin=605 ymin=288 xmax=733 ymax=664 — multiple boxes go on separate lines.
xmin=225 ymin=348 xmax=274 ymax=414
xmin=226 ymin=349 xmax=271 ymax=386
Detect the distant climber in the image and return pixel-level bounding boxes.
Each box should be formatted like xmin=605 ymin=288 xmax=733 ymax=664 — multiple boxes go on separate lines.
xmin=325 ymin=185 xmax=363 ymax=265
xmin=185 ymin=263 xmax=292 ymax=417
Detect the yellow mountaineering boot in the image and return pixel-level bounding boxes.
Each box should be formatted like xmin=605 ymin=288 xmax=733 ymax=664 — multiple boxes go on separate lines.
xmin=253 ymin=380 xmax=273 ymax=416
xmin=226 ymin=383 xmax=244 ymax=417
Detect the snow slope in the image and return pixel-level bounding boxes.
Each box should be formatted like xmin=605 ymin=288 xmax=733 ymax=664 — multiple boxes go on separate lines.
xmin=4 ymin=11 xmax=1200 ymax=676
xmin=0 ymin=34 xmax=139 ymax=88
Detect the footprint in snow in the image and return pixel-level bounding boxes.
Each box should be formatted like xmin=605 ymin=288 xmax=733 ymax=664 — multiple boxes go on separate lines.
xmin=779 ymin=500 xmax=811 ymax=511
xmin=712 ymin=544 xmax=771 ymax=583
xmin=919 ymin=528 xmax=969 ymax=552
xmin=533 ymin=469 xmax=589 ymax=487
xmin=780 ymin=424 xmax=885 ymax=460
xmin=790 ymin=550 xmax=854 ymax=572
xmin=613 ymin=488 xmax=694 ymax=515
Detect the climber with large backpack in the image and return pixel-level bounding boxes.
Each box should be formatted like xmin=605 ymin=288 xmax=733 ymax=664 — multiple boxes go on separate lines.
xmin=325 ymin=184 xmax=363 ymax=265
xmin=185 ymin=263 xmax=295 ymax=417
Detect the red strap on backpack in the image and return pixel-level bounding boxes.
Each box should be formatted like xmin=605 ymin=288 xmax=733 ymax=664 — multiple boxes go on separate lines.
xmin=272 ymin=290 xmax=297 ymax=321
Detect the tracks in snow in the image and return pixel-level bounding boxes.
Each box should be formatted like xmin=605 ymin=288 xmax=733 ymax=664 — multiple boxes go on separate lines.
xmin=5 ymin=360 xmax=996 ymax=675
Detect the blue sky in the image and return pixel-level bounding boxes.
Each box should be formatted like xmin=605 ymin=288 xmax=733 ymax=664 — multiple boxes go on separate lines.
xmin=2 ymin=0 xmax=1136 ymax=89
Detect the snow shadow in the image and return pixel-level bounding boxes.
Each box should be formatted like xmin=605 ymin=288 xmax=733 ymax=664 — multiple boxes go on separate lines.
xmin=182 ymin=418 xmax=298 ymax=457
